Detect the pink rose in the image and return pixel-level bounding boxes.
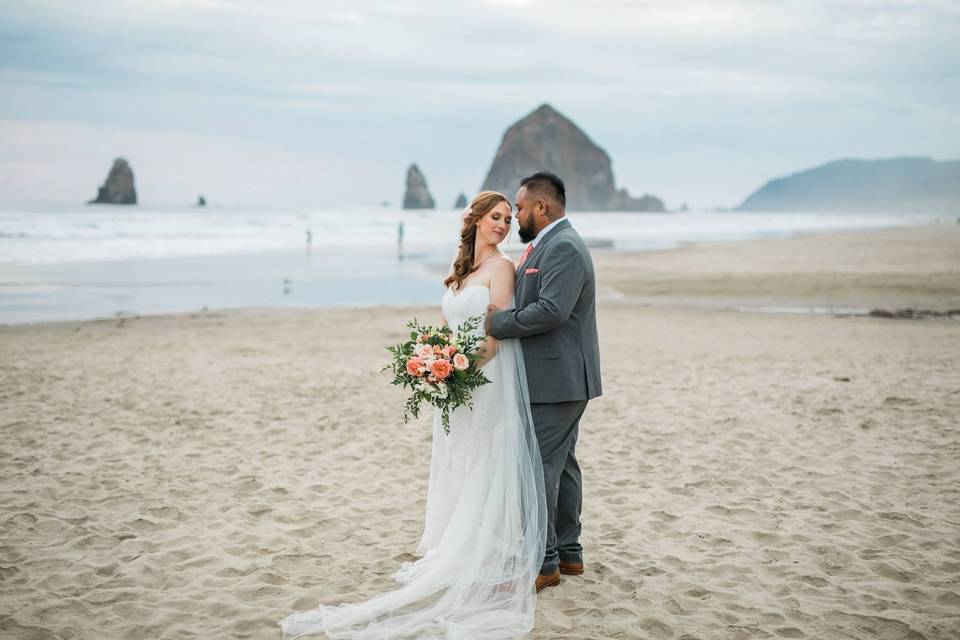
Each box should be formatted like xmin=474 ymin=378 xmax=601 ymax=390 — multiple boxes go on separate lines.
xmin=442 ymin=345 xmax=456 ymax=358
xmin=452 ymin=353 xmax=469 ymax=371
xmin=431 ymin=359 xmax=453 ymax=380
xmin=406 ymin=356 xmax=424 ymax=377
xmin=415 ymin=344 xmax=434 ymax=358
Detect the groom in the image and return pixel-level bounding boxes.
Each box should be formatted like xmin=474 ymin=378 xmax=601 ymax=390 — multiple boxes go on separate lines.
xmin=485 ymin=171 xmax=602 ymax=592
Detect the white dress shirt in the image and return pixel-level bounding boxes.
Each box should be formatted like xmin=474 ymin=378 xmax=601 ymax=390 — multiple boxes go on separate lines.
xmin=529 ymin=217 xmax=567 ymax=248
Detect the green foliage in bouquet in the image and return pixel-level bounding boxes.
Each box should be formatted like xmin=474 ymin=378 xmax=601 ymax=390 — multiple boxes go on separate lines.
xmin=383 ymin=315 xmax=492 ymax=434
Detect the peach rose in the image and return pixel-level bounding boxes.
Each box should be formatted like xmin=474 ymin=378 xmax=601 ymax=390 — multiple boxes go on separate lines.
xmin=430 ymin=358 xmax=453 ymax=380
xmin=406 ymin=356 xmax=424 ymax=377
xmin=415 ymin=344 xmax=434 ymax=358
xmin=442 ymin=345 xmax=457 ymax=358
xmin=452 ymin=353 xmax=469 ymax=371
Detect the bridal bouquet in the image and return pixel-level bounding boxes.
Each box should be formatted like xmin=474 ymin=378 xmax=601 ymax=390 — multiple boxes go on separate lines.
xmin=383 ymin=315 xmax=491 ymax=435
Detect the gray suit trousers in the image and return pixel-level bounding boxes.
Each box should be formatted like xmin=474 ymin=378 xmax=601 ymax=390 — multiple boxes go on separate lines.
xmin=532 ymin=399 xmax=588 ymax=575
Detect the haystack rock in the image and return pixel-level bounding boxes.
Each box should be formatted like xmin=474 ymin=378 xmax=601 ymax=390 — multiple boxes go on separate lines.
xmin=403 ymin=164 xmax=435 ymax=209
xmin=453 ymin=193 xmax=468 ymax=208
xmin=481 ymin=104 xmax=664 ymax=212
xmin=88 ymin=157 xmax=137 ymax=205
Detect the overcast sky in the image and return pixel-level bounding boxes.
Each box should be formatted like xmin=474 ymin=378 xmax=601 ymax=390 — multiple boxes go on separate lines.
xmin=1 ymin=0 xmax=958 ymax=210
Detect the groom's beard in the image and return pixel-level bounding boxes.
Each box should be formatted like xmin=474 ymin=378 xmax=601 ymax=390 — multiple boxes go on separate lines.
xmin=518 ymin=219 xmax=536 ymax=243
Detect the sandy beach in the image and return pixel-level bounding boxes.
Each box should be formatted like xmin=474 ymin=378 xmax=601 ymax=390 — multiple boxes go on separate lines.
xmin=2 ymin=222 xmax=959 ymax=639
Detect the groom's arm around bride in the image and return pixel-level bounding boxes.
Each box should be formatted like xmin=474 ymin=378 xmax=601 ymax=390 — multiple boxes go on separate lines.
xmin=490 ymin=235 xmax=587 ymax=338
xmin=484 ymin=171 xmax=602 ymax=585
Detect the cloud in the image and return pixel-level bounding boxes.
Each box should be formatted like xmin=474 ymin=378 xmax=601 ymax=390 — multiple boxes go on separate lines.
xmin=0 ymin=0 xmax=958 ymax=208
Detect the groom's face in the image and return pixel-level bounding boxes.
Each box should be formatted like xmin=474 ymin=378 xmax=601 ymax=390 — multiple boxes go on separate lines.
xmin=515 ymin=187 xmax=540 ymax=243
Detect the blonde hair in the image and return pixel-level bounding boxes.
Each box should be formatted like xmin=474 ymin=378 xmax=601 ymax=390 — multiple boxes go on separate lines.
xmin=444 ymin=191 xmax=510 ymax=291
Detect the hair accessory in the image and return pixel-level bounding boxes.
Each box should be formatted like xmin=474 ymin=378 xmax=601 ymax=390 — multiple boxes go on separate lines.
xmin=461 ymin=206 xmax=473 ymax=222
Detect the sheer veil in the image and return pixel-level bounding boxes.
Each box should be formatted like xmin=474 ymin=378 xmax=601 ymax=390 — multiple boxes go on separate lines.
xmin=279 ymin=296 xmax=546 ymax=639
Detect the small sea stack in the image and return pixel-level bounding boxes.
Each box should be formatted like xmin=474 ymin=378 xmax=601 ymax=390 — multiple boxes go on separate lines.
xmin=403 ymin=164 xmax=435 ymax=210
xmin=454 ymin=193 xmax=468 ymax=208
xmin=88 ymin=158 xmax=137 ymax=205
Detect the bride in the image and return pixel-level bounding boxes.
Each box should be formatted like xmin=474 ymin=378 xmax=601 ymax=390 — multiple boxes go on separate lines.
xmin=279 ymin=191 xmax=547 ymax=639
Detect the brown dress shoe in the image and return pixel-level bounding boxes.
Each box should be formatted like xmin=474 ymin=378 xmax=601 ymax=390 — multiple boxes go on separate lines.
xmin=535 ymin=569 xmax=561 ymax=592
xmin=559 ymin=561 xmax=584 ymax=576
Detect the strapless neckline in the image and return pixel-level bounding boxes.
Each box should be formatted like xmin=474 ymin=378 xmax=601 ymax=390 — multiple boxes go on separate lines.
xmin=447 ymin=284 xmax=490 ymax=300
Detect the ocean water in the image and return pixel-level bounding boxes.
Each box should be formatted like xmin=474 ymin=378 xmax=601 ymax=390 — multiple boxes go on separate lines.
xmin=0 ymin=203 xmax=949 ymax=324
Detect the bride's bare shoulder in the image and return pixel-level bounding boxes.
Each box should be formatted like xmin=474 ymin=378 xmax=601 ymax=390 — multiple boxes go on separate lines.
xmin=490 ymin=255 xmax=516 ymax=281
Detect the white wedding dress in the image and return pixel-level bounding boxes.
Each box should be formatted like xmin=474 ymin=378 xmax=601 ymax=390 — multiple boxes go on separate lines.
xmin=279 ymin=285 xmax=546 ymax=639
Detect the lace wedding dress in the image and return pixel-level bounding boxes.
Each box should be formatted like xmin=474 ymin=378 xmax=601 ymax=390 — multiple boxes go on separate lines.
xmin=279 ymin=285 xmax=546 ymax=639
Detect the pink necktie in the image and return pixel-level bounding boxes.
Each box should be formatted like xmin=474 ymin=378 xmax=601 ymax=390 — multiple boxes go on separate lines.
xmin=516 ymin=244 xmax=533 ymax=269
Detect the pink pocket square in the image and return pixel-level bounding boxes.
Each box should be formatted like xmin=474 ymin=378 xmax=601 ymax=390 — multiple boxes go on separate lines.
xmin=524 ymin=268 xmax=539 ymax=274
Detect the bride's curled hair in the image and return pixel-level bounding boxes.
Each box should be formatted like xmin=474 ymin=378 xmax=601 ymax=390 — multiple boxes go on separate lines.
xmin=444 ymin=190 xmax=510 ymax=291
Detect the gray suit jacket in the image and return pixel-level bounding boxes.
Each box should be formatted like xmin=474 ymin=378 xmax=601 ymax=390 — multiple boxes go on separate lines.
xmin=489 ymin=219 xmax=602 ymax=404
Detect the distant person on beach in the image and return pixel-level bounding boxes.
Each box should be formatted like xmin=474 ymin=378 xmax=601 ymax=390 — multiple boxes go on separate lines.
xmin=397 ymin=219 xmax=405 ymax=258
